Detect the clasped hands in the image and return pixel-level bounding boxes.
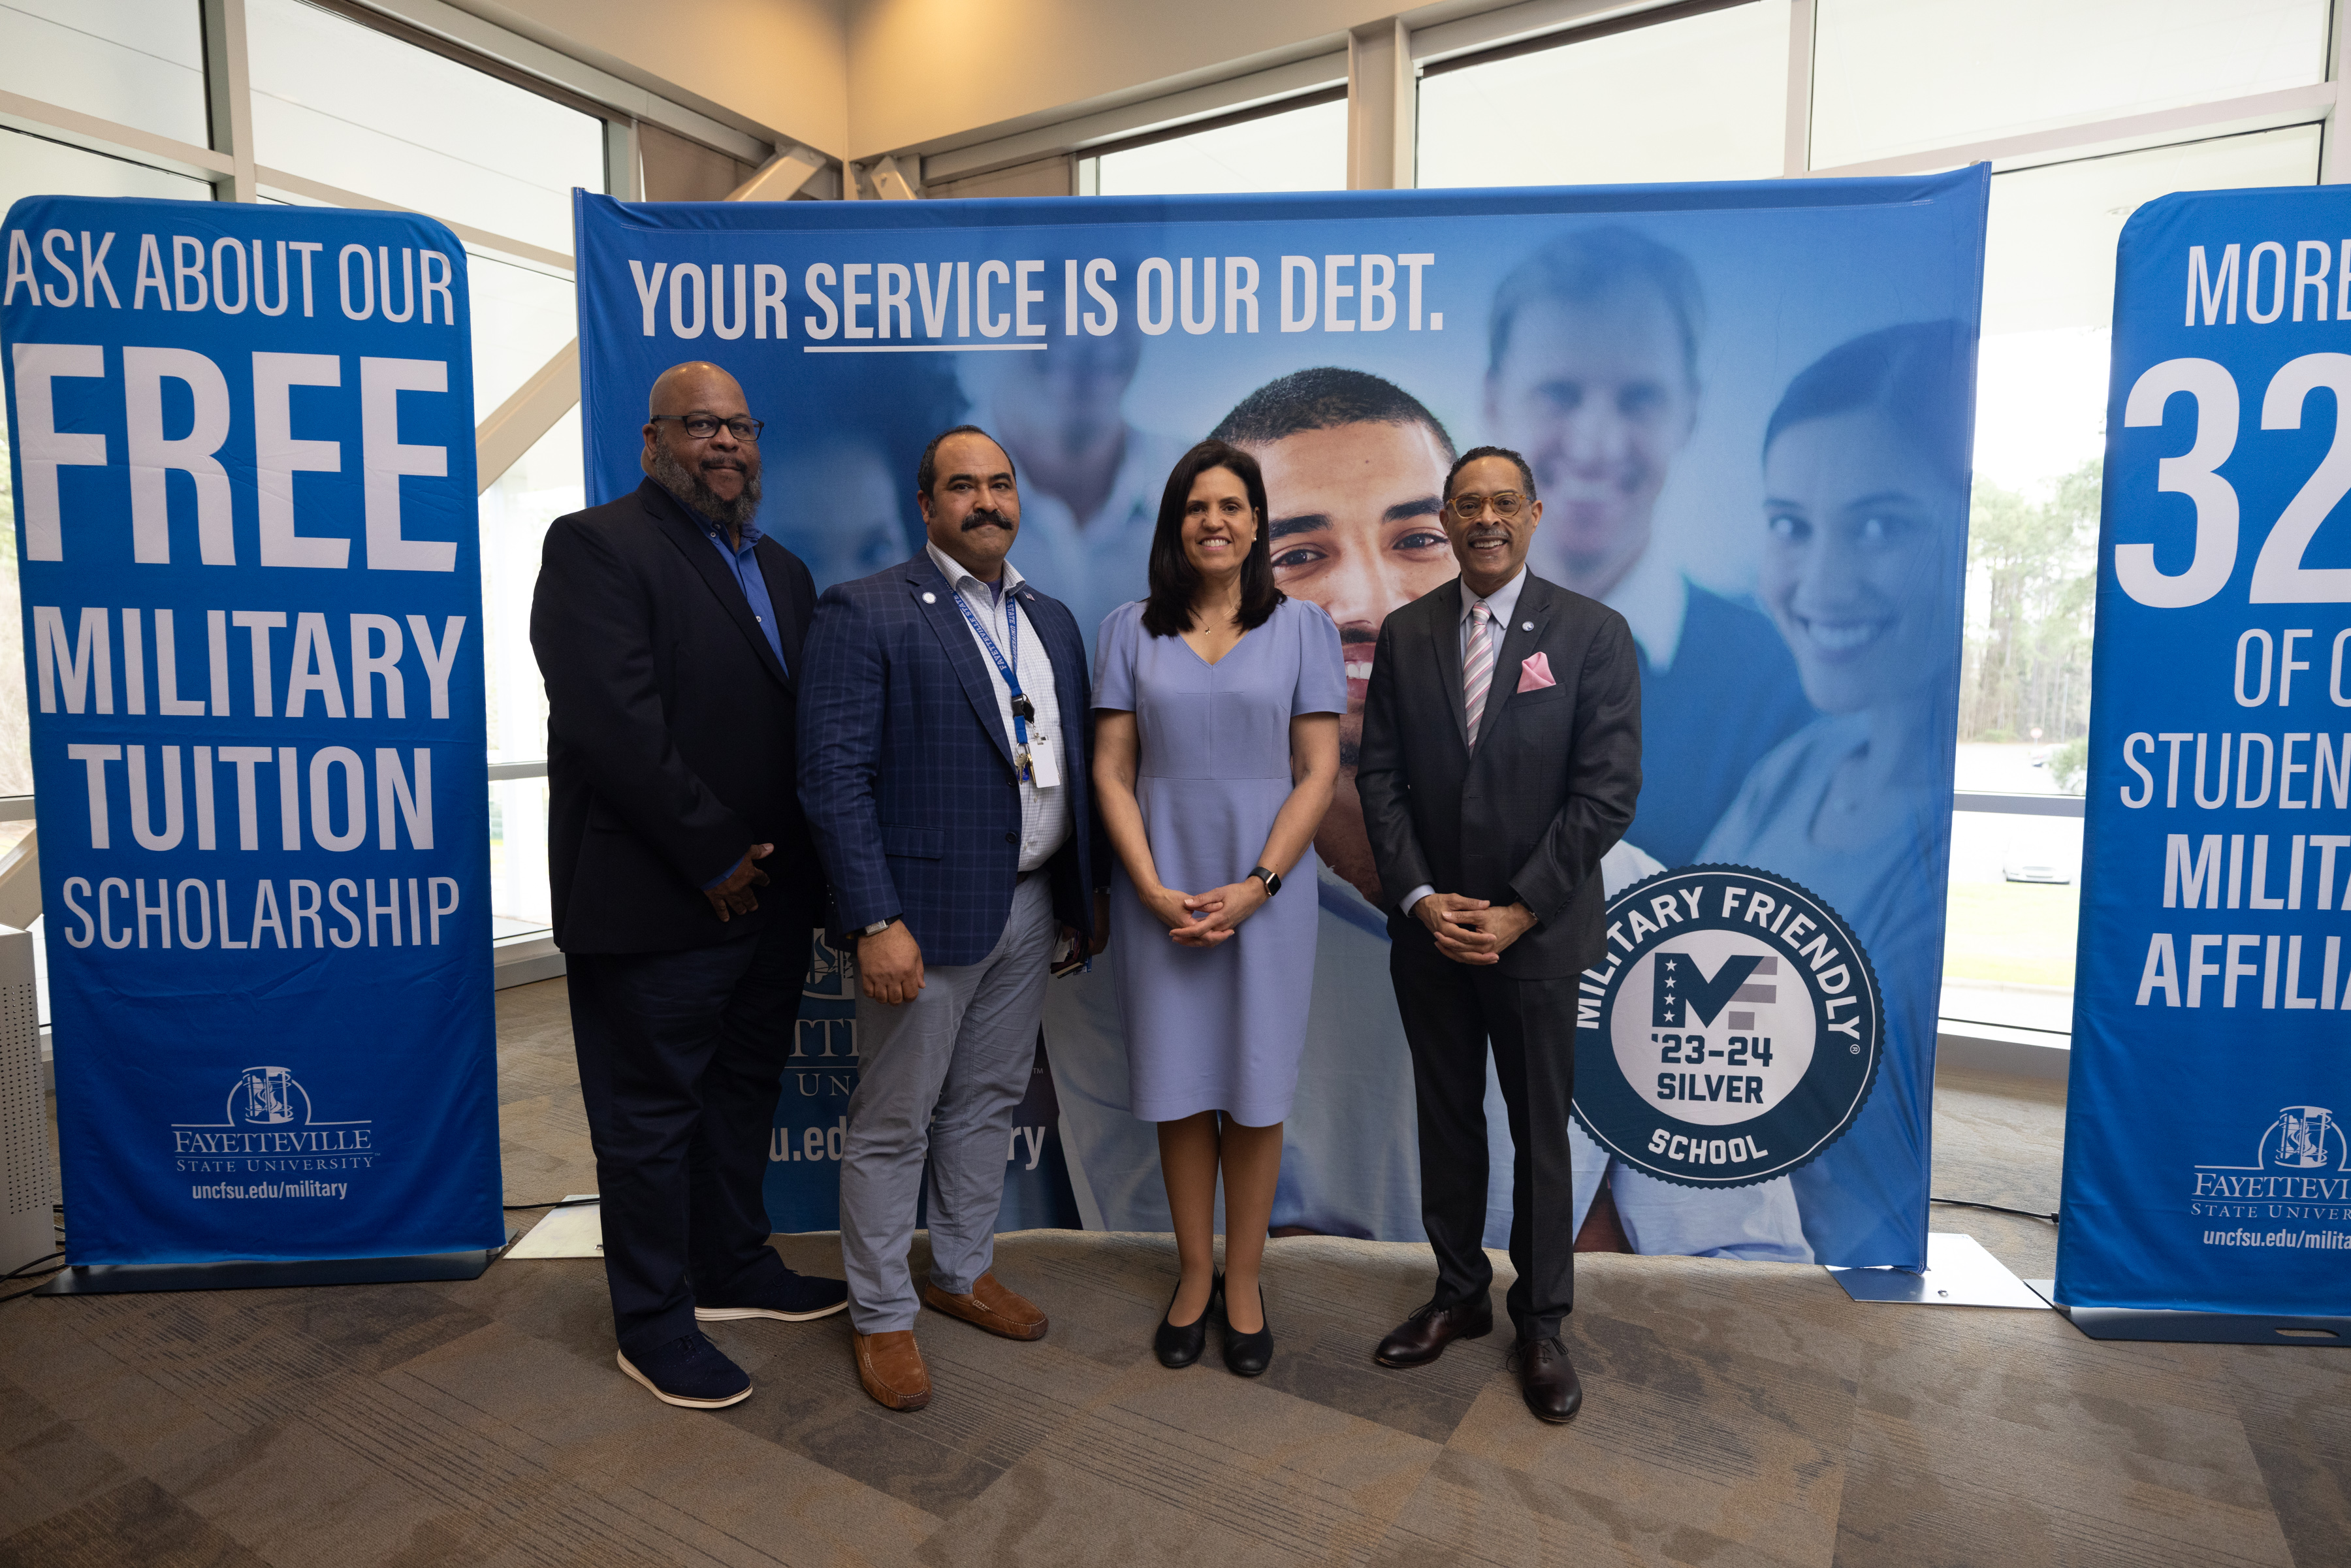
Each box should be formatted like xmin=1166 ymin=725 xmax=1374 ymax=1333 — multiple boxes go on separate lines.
xmin=1413 ymin=891 xmax=1537 ymax=965
xmin=1140 ymin=876 xmax=1269 ymax=948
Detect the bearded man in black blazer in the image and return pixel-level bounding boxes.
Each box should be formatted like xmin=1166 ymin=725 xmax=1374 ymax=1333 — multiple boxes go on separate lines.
xmin=1355 ymin=444 xmax=1641 ymax=1424
xmin=532 ymin=361 xmax=846 ymax=1413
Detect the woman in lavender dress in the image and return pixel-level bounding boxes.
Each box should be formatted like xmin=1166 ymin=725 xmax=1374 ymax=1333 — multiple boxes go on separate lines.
xmin=1092 ymin=440 xmax=1343 ymax=1376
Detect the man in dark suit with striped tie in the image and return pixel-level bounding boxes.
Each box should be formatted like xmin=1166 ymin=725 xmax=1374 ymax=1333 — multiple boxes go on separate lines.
xmin=1355 ymin=444 xmax=1642 ymax=1424
xmin=798 ymin=426 xmax=1108 ymax=1413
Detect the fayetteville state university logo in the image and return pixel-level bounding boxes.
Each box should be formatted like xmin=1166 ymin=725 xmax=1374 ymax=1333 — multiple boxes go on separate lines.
xmin=170 ymin=1065 xmax=377 ymax=1180
xmin=1573 ymin=865 xmax=1883 ymax=1188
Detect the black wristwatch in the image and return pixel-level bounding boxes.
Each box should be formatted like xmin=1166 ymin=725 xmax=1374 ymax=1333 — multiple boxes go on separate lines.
xmin=1248 ymin=866 xmax=1281 ymax=898
xmin=855 ymin=915 xmax=901 ymax=938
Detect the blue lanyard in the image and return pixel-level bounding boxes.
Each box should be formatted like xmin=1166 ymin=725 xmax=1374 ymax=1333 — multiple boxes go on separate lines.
xmin=952 ymin=583 xmax=1029 ymax=748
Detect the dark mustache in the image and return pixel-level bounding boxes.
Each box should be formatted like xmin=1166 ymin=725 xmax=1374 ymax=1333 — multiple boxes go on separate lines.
xmin=961 ymin=509 xmax=1011 ymax=532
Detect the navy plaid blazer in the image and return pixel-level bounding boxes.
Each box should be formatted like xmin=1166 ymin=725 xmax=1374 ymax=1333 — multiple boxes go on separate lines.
xmin=797 ymin=549 xmax=1105 ymax=968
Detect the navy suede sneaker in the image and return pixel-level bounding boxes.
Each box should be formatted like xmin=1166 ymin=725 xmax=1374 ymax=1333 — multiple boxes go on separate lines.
xmin=695 ymin=1269 xmax=850 ymax=1323
xmin=617 ymin=1332 xmax=754 ymax=1409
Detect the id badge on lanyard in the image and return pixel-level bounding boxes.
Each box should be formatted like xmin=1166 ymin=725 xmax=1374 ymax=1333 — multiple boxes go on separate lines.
xmin=956 ymin=587 xmax=1054 ymax=788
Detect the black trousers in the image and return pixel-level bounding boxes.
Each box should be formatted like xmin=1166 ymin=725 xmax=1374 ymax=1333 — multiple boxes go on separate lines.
xmin=567 ymin=917 xmax=811 ymax=1359
xmin=1390 ymin=935 xmax=1578 ymax=1343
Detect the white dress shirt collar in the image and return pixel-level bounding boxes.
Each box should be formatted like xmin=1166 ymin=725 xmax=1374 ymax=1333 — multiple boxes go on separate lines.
xmin=1601 ymin=542 xmax=1688 ymax=674
xmin=1461 ymin=566 xmax=1529 ymax=634
xmin=925 ymin=539 xmax=1026 ymax=604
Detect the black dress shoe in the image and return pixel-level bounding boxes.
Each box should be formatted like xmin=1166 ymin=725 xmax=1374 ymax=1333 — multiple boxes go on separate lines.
xmin=1155 ymin=1271 xmax=1219 ymax=1368
xmin=1223 ymin=1284 xmax=1272 ymax=1377
xmin=1510 ymin=1335 xmax=1583 ymax=1424
xmin=1374 ymin=1298 xmax=1495 ymax=1368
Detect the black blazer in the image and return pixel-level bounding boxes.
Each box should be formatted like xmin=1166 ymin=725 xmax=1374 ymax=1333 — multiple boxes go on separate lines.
xmin=1356 ymin=571 xmax=1642 ymax=980
xmin=531 ymin=478 xmax=824 ymax=954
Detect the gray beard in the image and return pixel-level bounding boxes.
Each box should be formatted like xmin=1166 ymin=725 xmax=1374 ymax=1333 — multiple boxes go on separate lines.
xmin=650 ymin=446 xmax=761 ymax=531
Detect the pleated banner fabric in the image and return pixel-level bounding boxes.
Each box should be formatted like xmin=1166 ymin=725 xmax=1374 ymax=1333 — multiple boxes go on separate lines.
xmin=2061 ymin=187 xmax=2351 ymax=1315
xmin=2 ymin=197 xmax=504 ymax=1265
xmin=574 ymin=170 xmax=1988 ymax=1266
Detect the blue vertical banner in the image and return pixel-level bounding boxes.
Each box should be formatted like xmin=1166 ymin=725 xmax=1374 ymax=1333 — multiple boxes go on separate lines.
xmin=2063 ymin=187 xmax=2351 ymax=1315
xmin=3 ymin=197 xmax=503 ymax=1265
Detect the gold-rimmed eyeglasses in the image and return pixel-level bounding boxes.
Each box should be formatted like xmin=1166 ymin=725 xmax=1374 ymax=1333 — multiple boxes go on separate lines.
xmin=1448 ymin=491 xmax=1525 ymax=522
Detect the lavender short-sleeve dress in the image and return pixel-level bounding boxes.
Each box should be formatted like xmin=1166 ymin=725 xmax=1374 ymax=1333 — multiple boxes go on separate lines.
xmin=1094 ymin=596 xmax=1346 ymax=1126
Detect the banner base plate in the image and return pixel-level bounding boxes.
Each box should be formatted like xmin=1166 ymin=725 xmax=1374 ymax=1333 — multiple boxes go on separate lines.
xmin=2025 ymin=1281 xmax=2348 ymax=1345
xmin=504 ymin=1196 xmax=601 ymax=1259
xmin=1825 ymin=1232 xmax=2049 ymax=1308
xmin=32 ymin=1236 xmax=517 ymax=1296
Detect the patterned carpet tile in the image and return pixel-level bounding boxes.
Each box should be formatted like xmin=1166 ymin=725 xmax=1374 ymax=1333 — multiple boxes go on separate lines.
xmin=923 ymin=1362 xmax=1442 ymax=1568
xmin=3 ymin=982 xmax=2346 ymax=1567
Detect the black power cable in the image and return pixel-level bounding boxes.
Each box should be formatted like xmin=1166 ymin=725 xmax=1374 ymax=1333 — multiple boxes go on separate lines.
xmin=0 ymin=1251 xmax=67 ymax=1306
xmin=1932 ymin=1196 xmax=2058 ymax=1223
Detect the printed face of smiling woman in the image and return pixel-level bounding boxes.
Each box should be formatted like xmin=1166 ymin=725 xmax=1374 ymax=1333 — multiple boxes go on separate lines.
xmin=1759 ymin=408 xmax=1961 ymax=716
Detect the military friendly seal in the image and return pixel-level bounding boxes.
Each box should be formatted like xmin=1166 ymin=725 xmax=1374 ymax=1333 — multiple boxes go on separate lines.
xmin=1573 ymin=865 xmax=1883 ymax=1189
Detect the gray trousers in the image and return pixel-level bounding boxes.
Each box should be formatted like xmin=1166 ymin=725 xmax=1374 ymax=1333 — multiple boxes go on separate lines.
xmin=840 ymin=872 xmax=1055 ymax=1334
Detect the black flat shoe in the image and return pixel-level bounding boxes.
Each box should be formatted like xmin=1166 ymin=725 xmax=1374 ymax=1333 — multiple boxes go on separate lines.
xmin=1223 ymin=1283 xmax=1272 ymax=1377
xmin=1155 ymin=1271 xmax=1219 ymax=1368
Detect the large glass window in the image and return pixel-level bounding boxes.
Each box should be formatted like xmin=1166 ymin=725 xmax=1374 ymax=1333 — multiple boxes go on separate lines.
xmin=0 ymin=130 xmax=212 ymax=805
xmin=1811 ymin=0 xmax=2330 ymax=168
xmin=488 ymin=778 xmax=553 ymax=938
xmin=478 ymin=410 xmax=576 ymax=938
xmin=1417 ymin=0 xmax=1789 ymax=188
xmin=0 ymin=1 xmax=209 ymax=148
xmin=1087 ymin=95 xmax=1348 ymax=197
xmin=0 ymin=125 xmax=212 ymax=217
xmin=246 ymin=0 xmax=603 ymax=254
xmin=479 ymin=407 xmax=578 ymax=771
xmin=466 ymin=253 xmax=577 ymax=417
xmin=1943 ymin=123 xmax=2322 ymax=1033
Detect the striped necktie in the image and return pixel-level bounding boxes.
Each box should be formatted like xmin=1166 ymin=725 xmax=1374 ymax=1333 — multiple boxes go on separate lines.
xmin=1463 ymin=601 xmax=1494 ymax=747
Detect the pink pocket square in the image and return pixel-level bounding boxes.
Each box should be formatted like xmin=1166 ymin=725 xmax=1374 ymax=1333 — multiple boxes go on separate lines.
xmin=1516 ymin=652 xmax=1557 ymax=693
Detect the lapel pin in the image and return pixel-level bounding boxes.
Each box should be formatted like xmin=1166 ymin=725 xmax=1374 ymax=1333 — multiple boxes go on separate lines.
xmin=1521 ymin=620 xmax=1533 ymax=632
xmin=922 ymin=592 xmax=936 ymax=603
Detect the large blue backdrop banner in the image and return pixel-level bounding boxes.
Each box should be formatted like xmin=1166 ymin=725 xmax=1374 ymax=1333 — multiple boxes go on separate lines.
xmin=3 ymin=196 xmax=503 ymax=1265
xmin=2062 ymin=187 xmax=2351 ymax=1315
xmin=575 ymin=170 xmax=1987 ymax=1268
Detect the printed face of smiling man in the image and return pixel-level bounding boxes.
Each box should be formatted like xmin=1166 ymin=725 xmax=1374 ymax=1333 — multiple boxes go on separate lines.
xmin=1239 ymin=417 xmax=1456 ymax=903
xmin=1485 ymin=283 xmax=1696 ymax=603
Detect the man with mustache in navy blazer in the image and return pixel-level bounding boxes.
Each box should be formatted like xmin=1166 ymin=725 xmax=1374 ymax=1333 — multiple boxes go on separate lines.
xmin=799 ymin=425 xmax=1108 ymax=1413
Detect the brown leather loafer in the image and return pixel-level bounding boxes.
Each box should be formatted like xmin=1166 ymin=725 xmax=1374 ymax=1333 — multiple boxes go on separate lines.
xmin=920 ymin=1272 xmax=1048 ymax=1341
xmin=1510 ymin=1335 xmax=1583 ymax=1424
xmin=1374 ymin=1298 xmax=1495 ymax=1368
xmin=854 ymin=1330 xmax=931 ymax=1411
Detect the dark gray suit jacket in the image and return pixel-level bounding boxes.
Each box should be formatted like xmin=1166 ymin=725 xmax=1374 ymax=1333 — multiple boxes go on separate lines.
xmin=1356 ymin=571 xmax=1642 ymax=980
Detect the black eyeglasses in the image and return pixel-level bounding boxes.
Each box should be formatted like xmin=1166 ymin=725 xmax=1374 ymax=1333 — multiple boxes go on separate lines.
xmin=652 ymin=413 xmax=764 ymax=443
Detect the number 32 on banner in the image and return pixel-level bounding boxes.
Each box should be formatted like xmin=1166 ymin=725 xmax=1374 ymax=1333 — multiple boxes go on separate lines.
xmin=2121 ymin=353 xmax=2351 ymax=607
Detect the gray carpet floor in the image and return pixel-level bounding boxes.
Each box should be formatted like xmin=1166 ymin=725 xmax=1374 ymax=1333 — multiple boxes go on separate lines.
xmin=1 ymin=977 xmax=2344 ymax=1567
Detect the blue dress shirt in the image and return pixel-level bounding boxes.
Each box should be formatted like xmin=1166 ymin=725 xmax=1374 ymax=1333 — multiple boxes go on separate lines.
xmin=665 ymin=488 xmax=786 ymax=669
xmin=658 ymin=486 xmax=785 ymax=888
